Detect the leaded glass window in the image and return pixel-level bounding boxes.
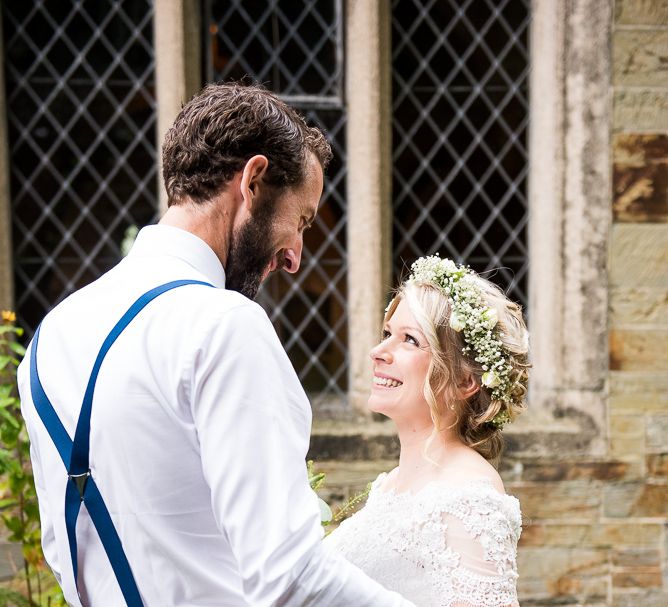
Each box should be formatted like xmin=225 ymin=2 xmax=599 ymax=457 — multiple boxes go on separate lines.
xmin=392 ymin=0 xmax=530 ymax=305
xmin=3 ymin=0 xmax=157 ymax=334
xmin=204 ymin=0 xmax=347 ymax=404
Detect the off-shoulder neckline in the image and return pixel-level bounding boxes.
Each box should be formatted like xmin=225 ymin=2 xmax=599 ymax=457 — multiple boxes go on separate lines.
xmin=372 ymin=471 xmax=517 ymax=503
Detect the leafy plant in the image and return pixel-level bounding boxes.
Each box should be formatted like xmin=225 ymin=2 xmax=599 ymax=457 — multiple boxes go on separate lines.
xmin=307 ymin=460 xmax=371 ymax=529
xmin=0 ymin=312 xmax=64 ymax=606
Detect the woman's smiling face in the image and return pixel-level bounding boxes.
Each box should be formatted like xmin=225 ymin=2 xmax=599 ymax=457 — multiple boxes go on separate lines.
xmin=368 ymin=298 xmax=433 ymax=426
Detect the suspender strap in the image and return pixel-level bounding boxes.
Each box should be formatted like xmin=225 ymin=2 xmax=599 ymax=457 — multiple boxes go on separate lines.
xmin=30 ymin=279 xmax=214 ymax=606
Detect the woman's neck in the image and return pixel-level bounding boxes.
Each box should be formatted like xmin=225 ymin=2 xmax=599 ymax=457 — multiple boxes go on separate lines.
xmin=392 ymin=418 xmax=463 ymax=492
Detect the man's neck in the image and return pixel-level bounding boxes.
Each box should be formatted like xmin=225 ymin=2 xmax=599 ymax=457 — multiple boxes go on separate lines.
xmin=159 ymin=197 xmax=235 ymax=268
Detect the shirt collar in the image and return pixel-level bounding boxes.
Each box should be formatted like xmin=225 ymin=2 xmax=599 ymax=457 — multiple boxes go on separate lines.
xmin=128 ymin=224 xmax=226 ymax=288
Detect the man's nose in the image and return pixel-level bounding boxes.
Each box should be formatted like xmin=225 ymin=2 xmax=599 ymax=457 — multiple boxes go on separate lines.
xmin=283 ymin=235 xmax=303 ymax=274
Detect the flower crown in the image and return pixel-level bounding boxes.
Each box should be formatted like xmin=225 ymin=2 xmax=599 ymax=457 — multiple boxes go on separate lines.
xmin=406 ymin=255 xmax=522 ymax=429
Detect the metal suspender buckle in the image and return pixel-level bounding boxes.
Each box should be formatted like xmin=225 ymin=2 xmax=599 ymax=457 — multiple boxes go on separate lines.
xmin=68 ymin=470 xmax=91 ymax=500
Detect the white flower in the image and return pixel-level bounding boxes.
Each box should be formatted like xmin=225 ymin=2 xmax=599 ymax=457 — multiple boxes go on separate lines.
xmin=407 ymin=255 xmax=525 ymax=426
xmin=449 ymin=310 xmax=465 ymax=332
xmin=481 ymin=307 xmax=498 ymax=329
xmin=441 ymin=258 xmax=457 ymax=272
xmin=318 ymin=497 xmax=332 ymax=523
xmin=482 ymin=371 xmax=501 ymax=388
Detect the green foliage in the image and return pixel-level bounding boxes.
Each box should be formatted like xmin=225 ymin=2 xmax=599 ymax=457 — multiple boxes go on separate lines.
xmin=307 ymin=460 xmax=371 ymax=529
xmin=0 ymin=315 xmax=65 ymax=606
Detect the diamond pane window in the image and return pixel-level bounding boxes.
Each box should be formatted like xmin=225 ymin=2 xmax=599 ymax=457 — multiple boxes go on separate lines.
xmin=3 ymin=1 xmax=158 ymax=335
xmin=392 ymin=0 xmax=530 ymax=306
xmin=205 ymin=0 xmax=347 ymax=402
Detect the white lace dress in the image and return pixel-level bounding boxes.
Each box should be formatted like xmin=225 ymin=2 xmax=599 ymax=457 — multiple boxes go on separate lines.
xmin=324 ymin=473 xmax=521 ymax=607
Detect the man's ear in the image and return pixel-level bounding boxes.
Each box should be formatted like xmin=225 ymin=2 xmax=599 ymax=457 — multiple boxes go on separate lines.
xmin=239 ymin=155 xmax=269 ymax=210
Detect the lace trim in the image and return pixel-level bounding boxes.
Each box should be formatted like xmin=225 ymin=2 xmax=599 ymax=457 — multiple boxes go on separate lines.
xmin=326 ymin=473 xmax=521 ymax=607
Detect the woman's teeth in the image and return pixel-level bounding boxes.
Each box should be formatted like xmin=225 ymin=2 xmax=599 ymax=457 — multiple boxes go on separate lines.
xmin=373 ymin=376 xmax=403 ymax=387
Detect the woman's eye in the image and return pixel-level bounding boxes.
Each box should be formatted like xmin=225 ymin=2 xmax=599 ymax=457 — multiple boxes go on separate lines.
xmin=405 ymin=333 xmax=419 ymax=346
xmin=381 ymin=329 xmax=391 ymax=340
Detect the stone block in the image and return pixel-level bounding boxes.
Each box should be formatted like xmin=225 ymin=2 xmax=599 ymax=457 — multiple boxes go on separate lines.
xmin=613 ymin=589 xmax=668 ymax=607
xmin=604 ymin=481 xmax=668 ymax=517
xmin=609 ymin=328 xmax=668 ymax=371
xmin=504 ymin=427 xmax=602 ymax=458
xmin=614 ymin=31 xmax=668 ymax=87
xmin=308 ymin=420 xmax=400 ymax=461
xmin=646 ymin=414 xmax=668 ymax=451
xmin=613 ymin=134 xmax=668 ymax=222
xmin=614 ymin=90 xmax=668 ymax=132
xmin=0 ymin=541 xmax=22 ymax=582
xmin=615 ymin=0 xmax=668 ymax=25
xmin=610 ymin=413 xmax=645 ymax=457
xmin=517 ymin=547 xmax=608 ymax=603
xmin=611 ymin=547 xmax=661 ymax=567
xmin=614 ymin=133 xmax=668 ymax=165
xmin=610 ymin=287 xmax=668 ymax=325
xmin=520 ymin=522 xmax=662 ymax=548
xmin=610 ymin=371 xmax=668 ymax=412
xmin=610 ymin=224 xmax=668 ymax=288
xmin=511 ymin=481 xmax=601 ymax=520
xmin=647 ymin=453 xmax=668 ymax=476
xmin=516 ymin=460 xmax=633 ymax=482
xmin=612 ymin=569 xmax=662 ymax=588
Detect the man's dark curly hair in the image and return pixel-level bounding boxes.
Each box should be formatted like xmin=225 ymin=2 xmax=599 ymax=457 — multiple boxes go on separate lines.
xmin=162 ymin=82 xmax=332 ymax=206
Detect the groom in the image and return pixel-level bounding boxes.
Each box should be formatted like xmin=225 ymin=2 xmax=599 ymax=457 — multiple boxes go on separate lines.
xmin=18 ymin=83 xmax=414 ymax=606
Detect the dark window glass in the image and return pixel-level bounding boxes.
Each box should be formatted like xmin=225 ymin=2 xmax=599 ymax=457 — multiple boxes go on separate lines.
xmin=3 ymin=1 xmax=158 ymax=335
xmin=392 ymin=0 xmax=530 ymax=306
xmin=205 ymin=0 xmax=347 ymax=404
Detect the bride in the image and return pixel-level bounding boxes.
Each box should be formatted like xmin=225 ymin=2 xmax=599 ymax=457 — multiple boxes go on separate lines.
xmin=325 ymin=256 xmax=529 ymax=607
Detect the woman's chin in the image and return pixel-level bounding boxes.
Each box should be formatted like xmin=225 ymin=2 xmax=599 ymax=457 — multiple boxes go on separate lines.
xmin=367 ymin=396 xmax=394 ymax=418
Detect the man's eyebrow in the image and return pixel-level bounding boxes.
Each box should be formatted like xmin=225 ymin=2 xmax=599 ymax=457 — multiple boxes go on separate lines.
xmin=301 ymin=213 xmax=316 ymax=228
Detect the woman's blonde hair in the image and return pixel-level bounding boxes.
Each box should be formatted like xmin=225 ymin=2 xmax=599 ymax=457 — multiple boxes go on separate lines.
xmin=384 ymin=274 xmax=529 ymax=461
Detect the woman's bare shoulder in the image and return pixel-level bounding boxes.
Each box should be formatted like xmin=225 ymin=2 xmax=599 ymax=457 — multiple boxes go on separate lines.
xmin=437 ymin=448 xmax=506 ymax=495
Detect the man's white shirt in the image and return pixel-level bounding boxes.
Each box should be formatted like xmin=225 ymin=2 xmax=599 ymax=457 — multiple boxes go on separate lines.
xmin=18 ymin=225 xmax=414 ymax=606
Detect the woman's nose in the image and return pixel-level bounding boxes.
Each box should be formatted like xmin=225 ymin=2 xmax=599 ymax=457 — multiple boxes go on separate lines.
xmin=369 ymin=341 xmax=392 ymax=364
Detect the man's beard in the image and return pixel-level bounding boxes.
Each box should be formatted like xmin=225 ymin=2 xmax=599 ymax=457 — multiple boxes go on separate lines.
xmin=225 ymin=193 xmax=279 ymax=300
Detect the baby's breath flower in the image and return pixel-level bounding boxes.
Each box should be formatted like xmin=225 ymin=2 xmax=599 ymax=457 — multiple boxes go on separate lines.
xmin=407 ymin=255 xmax=517 ymax=429
xmin=449 ymin=310 xmax=465 ymax=332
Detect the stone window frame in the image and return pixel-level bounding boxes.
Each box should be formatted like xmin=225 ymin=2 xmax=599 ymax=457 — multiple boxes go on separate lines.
xmin=346 ymin=0 xmax=613 ymax=459
xmin=524 ymin=0 xmax=611 ymax=456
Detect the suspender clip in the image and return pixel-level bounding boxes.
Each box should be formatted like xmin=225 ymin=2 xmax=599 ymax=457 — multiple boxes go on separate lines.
xmin=68 ymin=470 xmax=91 ymax=500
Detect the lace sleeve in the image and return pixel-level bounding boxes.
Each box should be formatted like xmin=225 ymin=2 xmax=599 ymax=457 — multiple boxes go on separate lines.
xmin=323 ymin=479 xmax=520 ymax=607
xmin=439 ymin=489 xmax=521 ymax=607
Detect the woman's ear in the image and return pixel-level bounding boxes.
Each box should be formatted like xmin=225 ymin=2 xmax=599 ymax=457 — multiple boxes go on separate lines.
xmin=459 ymin=373 xmax=480 ymax=400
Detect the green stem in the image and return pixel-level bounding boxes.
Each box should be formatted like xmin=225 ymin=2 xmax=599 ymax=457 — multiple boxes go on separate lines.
xmin=23 ymin=554 xmax=32 ymax=605
xmin=15 ymin=417 xmax=33 ymax=604
xmin=37 ymin=567 xmax=43 ymax=604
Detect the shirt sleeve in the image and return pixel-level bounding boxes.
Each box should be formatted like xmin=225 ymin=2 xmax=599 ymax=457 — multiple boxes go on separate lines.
xmin=186 ymin=301 xmax=415 ymax=607
xmin=29 ymin=440 xmax=62 ymax=585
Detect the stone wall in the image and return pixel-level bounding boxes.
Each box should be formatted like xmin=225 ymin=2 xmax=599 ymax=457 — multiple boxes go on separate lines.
xmin=495 ymin=4 xmax=668 ymax=603
xmin=310 ymin=3 xmax=668 ymax=606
